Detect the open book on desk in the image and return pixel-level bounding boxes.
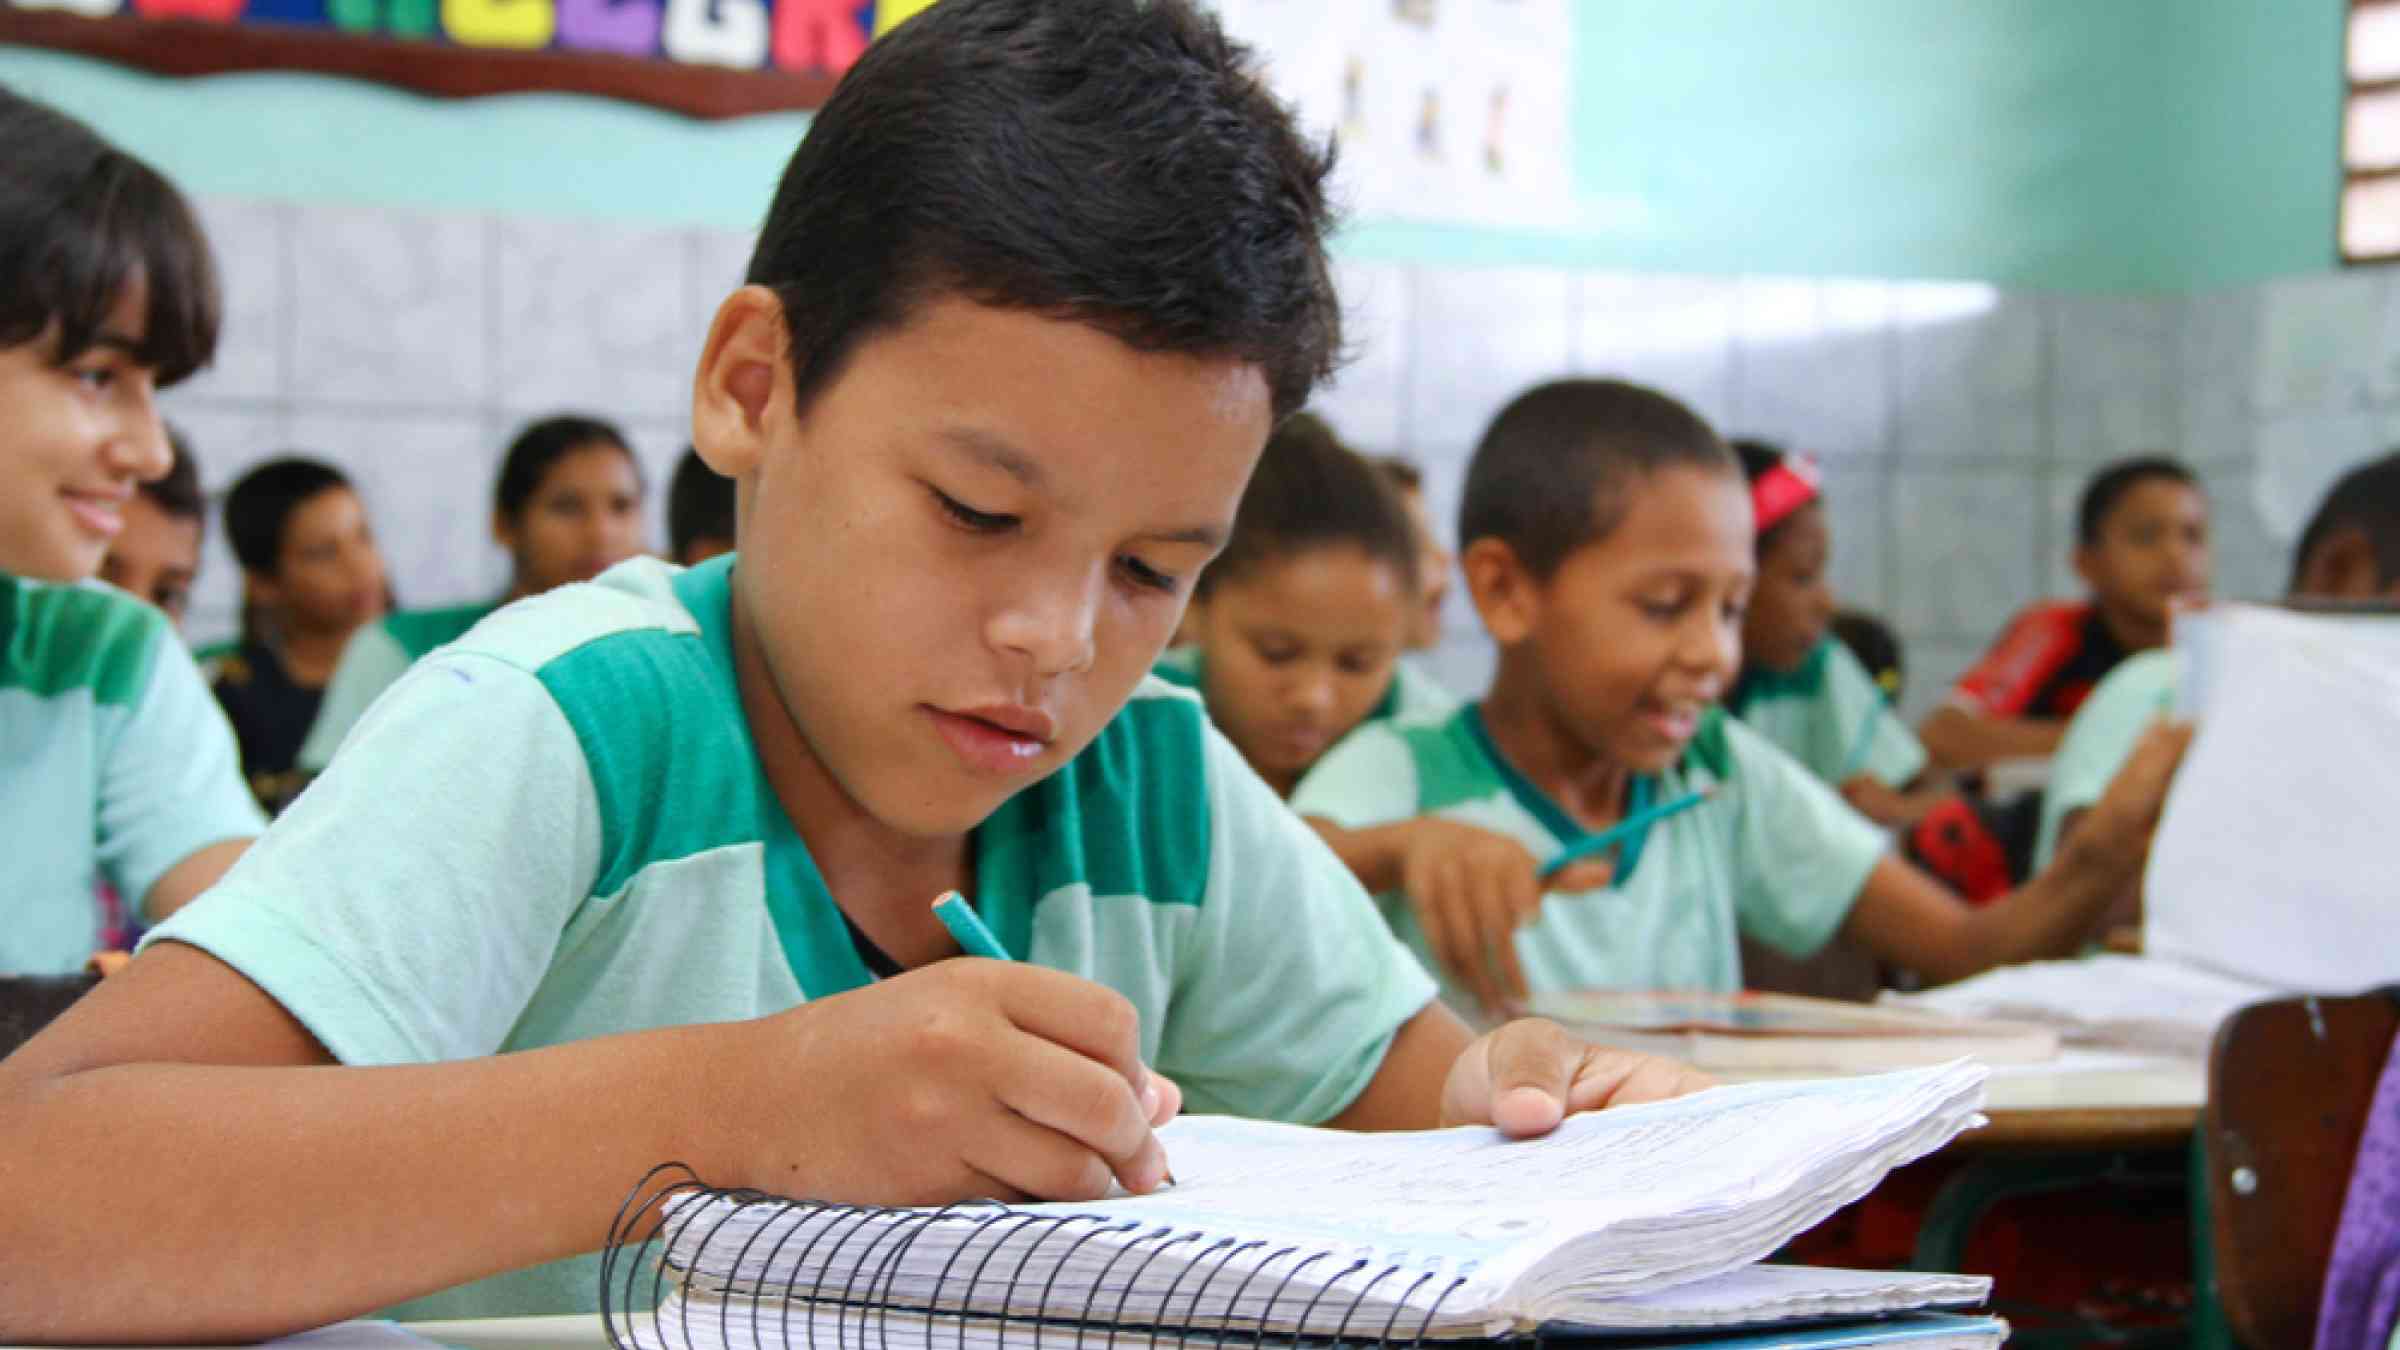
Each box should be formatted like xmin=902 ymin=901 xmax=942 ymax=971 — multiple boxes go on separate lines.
xmin=1527 ymin=990 xmax=2059 ymax=1072
xmin=602 ymin=1064 xmax=1994 ymax=1350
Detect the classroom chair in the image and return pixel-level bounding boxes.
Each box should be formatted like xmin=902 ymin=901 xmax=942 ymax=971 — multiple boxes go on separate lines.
xmin=2198 ymin=986 xmax=2400 ymax=1350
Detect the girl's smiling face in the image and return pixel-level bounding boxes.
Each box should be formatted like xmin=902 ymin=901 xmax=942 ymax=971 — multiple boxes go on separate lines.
xmin=0 ymin=280 xmax=174 ymax=583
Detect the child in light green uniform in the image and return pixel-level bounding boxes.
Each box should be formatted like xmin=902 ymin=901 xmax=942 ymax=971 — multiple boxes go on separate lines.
xmin=1294 ymin=379 xmax=2192 ymax=1016
xmin=2035 ymin=451 xmax=2400 ymax=872
xmin=1153 ymin=413 xmax=1455 ymax=797
xmin=1723 ymin=439 xmax=1929 ymax=828
xmin=298 ymin=415 xmax=648 ymax=770
xmin=0 ymin=7 xmax=1706 ymax=1337
xmin=0 ymin=90 xmax=264 ymax=975
xmin=157 ymin=554 xmax=1436 ymax=1318
xmin=1296 ymin=703 xmax=1882 ymax=1005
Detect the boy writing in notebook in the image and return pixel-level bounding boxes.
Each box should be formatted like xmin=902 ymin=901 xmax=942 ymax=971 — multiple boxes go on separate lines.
xmin=1917 ymin=456 xmax=2209 ymax=771
xmin=0 ymin=3 xmax=1701 ymax=1338
xmin=1292 ymin=380 xmax=2190 ymax=1015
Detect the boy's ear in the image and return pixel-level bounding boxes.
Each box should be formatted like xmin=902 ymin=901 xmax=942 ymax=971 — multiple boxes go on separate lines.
xmin=692 ymin=285 xmax=799 ymax=481
xmin=2070 ymin=541 xmax=2100 ymax=593
xmin=1461 ymin=536 xmax=1540 ymax=646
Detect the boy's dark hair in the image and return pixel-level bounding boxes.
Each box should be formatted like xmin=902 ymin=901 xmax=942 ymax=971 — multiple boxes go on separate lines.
xmin=2292 ymin=450 xmax=2400 ymax=590
xmin=1373 ymin=455 xmax=1424 ymax=494
xmin=1829 ymin=608 xmax=1905 ymax=702
xmin=668 ymin=447 xmax=737 ymax=561
xmin=2076 ymin=455 xmax=2199 ymax=548
xmin=141 ymin=423 xmax=207 ymax=525
xmin=0 ymin=86 xmax=219 ymax=385
xmin=1459 ymin=379 xmax=1734 ymax=580
xmin=746 ymin=0 xmax=1341 ymax=423
xmin=1195 ymin=412 xmax=1419 ymax=602
xmin=495 ymin=414 xmax=638 ymax=523
xmin=225 ymin=457 xmax=354 ymax=576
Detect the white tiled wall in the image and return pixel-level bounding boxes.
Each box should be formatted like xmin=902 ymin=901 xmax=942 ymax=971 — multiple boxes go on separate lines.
xmin=161 ymin=195 xmax=2395 ymax=724
xmin=165 ymin=199 xmax=744 ymax=641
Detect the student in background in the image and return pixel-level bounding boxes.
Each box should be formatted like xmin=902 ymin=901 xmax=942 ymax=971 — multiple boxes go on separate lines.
xmin=1919 ymin=456 xmax=2209 ymax=771
xmin=1373 ymin=453 xmax=1454 ymax=650
xmin=296 ymin=414 xmax=648 ymax=770
xmin=1724 ymin=439 xmax=1932 ymax=829
xmin=1292 ymin=379 xmax=2190 ymax=1016
xmin=212 ymin=457 xmax=389 ymax=812
xmin=0 ymin=88 xmax=264 ymax=976
xmin=668 ymin=444 xmax=737 ymax=566
xmin=95 ymin=423 xmax=204 ymax=630
xmin=1157 ymin=412 xmax=1450 ymax=797
xmin=2036 ymin=451 xmax=2400 ymax=877
xmin=0 ymin=8 xmax=1703 ymax=1335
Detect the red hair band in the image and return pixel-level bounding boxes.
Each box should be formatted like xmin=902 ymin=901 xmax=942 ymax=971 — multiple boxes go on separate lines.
xmin=1751 ymin=455 xmax=1823 ymax=535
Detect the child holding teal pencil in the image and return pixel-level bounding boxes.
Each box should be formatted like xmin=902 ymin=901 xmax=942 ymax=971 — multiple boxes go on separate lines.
xmin=1292 ymin=380 xmax=2193 ymax=1017
xmin=0 ymin=5 xmax=1707 ymax=1339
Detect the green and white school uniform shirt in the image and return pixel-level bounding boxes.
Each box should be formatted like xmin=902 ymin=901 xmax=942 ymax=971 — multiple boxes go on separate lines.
xmin=148 ymin=554 xmax=1435 ymax=1321
xmin=1290 ymin=704 xmax=1888 ymax=1004
xmin=1726 ymin=637 xmax=1927 ymax=789
xmin=2 ymin=574 xmax=265 ymax=974
xmin=295 ymin=600 xmax=498 ymax=771
xmin=1152 ymin=646 xmax=1460 ymax=725
xmin=2032 ymin=648 xmax=2178 ymax=871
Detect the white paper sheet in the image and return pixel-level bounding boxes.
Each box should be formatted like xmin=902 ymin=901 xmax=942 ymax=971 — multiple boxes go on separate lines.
xmin=2146 ymin=605 xmax=2400 ymax=992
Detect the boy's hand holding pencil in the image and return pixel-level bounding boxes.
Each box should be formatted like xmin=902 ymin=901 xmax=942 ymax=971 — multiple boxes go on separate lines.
xmin=724 ymin=953 xmax=1180 ymax=1207
xmin=1397 ymin=820 xmax=1614 ymax=1016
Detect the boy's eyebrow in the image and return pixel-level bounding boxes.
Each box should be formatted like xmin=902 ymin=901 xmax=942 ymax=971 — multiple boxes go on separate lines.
xmin=937 ymin=425 xmax=1047 ymax=488
xmin=1147 ymin=523 xmax=1227 ymax=547
xmin=937 ymin=424 xmax=1227 ymax=547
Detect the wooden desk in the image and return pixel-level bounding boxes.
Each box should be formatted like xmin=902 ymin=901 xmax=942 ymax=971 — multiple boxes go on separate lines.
xmin=1727 ymin=1047 xmax=2206 ymax=1302
xmin=1973 ymin=1053 xmax=2204 ymax=1150
xmin=1722 ymin=1049 xmax=2205 ymax=1152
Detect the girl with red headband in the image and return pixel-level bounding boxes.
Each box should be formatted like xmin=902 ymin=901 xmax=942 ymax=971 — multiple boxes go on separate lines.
xmin=1726 ymin=440 xmax=1937 ymax=829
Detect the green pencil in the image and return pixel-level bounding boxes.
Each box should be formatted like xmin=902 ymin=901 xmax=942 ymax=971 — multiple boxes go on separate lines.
xmin=1538 ymin=786 xmax=1720 ymax=881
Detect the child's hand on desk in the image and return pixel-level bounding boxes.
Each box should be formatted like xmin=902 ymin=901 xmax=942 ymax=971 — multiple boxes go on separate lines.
xmin=1397 ymin=820 xmax=1613 ymax=1015
xmin=1438 ymin=1017 xmax=1712 ymax=1136
xmin=717 ymin=960 xmax=1180 ymax=1207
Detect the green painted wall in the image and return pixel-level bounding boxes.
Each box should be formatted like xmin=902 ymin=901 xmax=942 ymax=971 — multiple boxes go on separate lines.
xmin=0 ymin=0 xmax=2351 ymax=289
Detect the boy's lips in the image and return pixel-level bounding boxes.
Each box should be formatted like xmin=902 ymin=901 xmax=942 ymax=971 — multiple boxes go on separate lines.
xmin=1634 ymin=700 xmax=1703 ymax=745
xmin=926 ymin=703 xmax=1056 ymax=776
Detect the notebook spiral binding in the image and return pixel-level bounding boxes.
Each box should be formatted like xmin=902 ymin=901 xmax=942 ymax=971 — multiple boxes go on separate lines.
xmin=600 ymin=1164 xmax=1472 ymax=1350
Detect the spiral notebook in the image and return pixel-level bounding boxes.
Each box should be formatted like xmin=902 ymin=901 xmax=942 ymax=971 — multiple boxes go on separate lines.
xmin=599 ymin=1063 xmax=1996 ymax=1350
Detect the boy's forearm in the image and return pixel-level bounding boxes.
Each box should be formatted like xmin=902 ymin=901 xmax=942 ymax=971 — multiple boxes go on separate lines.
xmin=1940 ymin=829 xmax=2139 ymax=979
xmin=1303 ymin=817 xmax=1412 ymax=893
xmin=0 ymin=1021 xmax=738 ymax=1342
xmin=1917 ymin=707 xmax=2065 ymax=770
